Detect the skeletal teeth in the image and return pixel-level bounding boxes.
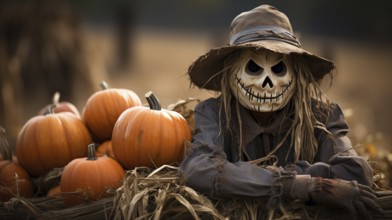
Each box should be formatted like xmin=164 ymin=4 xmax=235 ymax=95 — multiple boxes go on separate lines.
xmin=235 ymin=76 xmax=293 ymax=104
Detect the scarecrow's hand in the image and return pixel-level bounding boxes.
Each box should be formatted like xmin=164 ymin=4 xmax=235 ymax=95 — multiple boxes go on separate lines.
xmin=310 ymin=178 xmax=383 ymax=219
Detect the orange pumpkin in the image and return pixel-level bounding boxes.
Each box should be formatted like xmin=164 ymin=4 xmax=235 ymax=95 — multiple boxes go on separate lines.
xmin=112 ymin=91 xmax=191 ymax=169
xmin=0 ymin=161 xmax=34 ymax=201
xmin=0 ymin=128 xmax=33 ymax=201
xmin=82 ymin=81 xmax=142 ymax=142
xmin=60 ymin=144 xmax=125 ymax=206
xmin=95 ymin=140 xmax=114 ymax=158
xmin=38 ymin=92 xmax=80 ymax=117
xmin=16 ymin=109 xmax=93 ymax=177
xmin=47 ymin=185 xmax=61 ymax=198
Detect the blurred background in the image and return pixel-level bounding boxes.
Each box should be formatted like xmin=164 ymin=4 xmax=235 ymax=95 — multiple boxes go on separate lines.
xmin=0 ymin=0 xmax=391 ymax=155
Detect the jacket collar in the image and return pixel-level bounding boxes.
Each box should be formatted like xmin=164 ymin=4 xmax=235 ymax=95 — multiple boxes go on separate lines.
xmin=231 ymin=102 xmax=294 ymax=148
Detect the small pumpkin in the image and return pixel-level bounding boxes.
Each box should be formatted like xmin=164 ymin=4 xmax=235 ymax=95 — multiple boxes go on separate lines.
xmin=112 ymin=91 xmax=191 ymax=169
xmin=38 ymin=92 xmax=81 ymax=117
xmin=47 ymin=185 xmax=61 ymax=198
xmin=95 ymin=140 xmax=114 ymax=158
xmin=16 ymin=108 xmax=93 ymax=177
xmin=0 ymin=128 xmax=33 ymax=202
xmin=0 ymin=161 xmax=34 ymax=201
xmin=82 ymin=81 xmax=142 ymax=142
xmin=60 ymin=144 xmax=125 ymax=206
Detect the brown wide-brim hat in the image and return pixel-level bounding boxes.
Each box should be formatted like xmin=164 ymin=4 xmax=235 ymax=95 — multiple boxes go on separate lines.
xmin=188 ymin=5 xmax=335 ymax=91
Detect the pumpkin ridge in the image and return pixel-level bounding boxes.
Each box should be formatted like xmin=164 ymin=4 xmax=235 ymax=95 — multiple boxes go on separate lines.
xmin=160 ymin=112 xmax=172 ymax=164
xmin=108 ymin=157 xmax=125 ymax=180
xmin=89 ymin=102 xmax=103 ymax=139
xmin=48 ymin=115 xmax=70 ymax=169
xmin=106 ymin=92 xmax=119 ymax=134
xmin=62 ymin=159 xmax=78 ymax=190
xmin=67 ymin=159 xmax=84 ymax=189
xmin=56 ymin=116 xmax=72 ymax=166
xmin=92 ymin=159 xmax=102 ymax=198
xmin=124 ymin=89 xmax=142 ymax=107
xmin=149 ymin=112 xmax=162 ymax=168
xmin=65 ymin=115 xmax=90 ymax=159
xmin=95 ymin=95 xmax=111 ymax=139
xmin=34 ymin=117 xmax=49 ymax=175
xmin=101 ymin=158 xmax=119 ymax=188
xmin=133 ymin=109 xmax=148 ymax=167
xmin=62 ymin=116 xmax=75 ymax=159
xmin=168 ymin=112 xmax=182 ymax=164
xmin=118 ymin=108 xmax=139 ymax=167
xmin=119 ymin=111 xmax=132 ymax=167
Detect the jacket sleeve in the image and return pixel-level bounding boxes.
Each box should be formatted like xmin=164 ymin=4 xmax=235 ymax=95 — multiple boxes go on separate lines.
xmin=292 ymin=103 xmax=374 ymax=186
xmin=180 ymin=99 xmax=289 ymax=201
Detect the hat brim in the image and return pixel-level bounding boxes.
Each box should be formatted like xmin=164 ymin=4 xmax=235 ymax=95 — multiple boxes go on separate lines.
xmin=188 ymin=40 xmax=335 ymax=91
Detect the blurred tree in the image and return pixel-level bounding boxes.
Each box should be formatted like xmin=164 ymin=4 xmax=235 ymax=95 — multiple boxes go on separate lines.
xmin=114 ymin=1 xmax=137 ymax=71
xmin=0 ymin=0 xmax=94 ymax=146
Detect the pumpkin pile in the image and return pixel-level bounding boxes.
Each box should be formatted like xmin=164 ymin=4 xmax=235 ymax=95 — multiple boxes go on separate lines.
xmin=0 ymin=81 xmax=192 ymax=207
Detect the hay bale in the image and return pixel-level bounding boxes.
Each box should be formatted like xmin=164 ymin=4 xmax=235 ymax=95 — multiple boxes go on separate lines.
xmin=1 ymin=164 xmax=392 ymax=219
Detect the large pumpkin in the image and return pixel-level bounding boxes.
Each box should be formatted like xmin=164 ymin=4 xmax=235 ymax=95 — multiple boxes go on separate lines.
xmin=82 ymin=81 xmax=142 ymax=142
xmin=60 ymin=144 xmax=125 ymax=206
xmin=16 ymin=109 xmax=93 ymax=177
xmin=112 ymin=91 xmax=191 ymax=169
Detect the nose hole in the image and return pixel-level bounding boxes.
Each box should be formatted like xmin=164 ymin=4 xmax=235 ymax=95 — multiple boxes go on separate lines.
xmin=262 ymin=76 xmax=274 ymax=88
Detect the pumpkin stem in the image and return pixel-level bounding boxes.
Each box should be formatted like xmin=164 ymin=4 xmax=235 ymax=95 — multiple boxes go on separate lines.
xmin=44 ymin=104 xmax=57 ymax=115
xmin=52 ymin=91 xmax=60 ymax=105
xmin=100 ymin=81 xmax=109 ymax=90
xmin=0 ymin=127 xmax=13 ymax=161
xmin=87 ymin=143 xmax=97 ymax=160
xmin=145 ymin=91 xmax=161 ymax=110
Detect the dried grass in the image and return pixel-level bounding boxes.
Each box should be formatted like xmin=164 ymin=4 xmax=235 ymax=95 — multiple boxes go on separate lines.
xmin=1 ymin=164 xmax=392 ymax=219
xmin=110 ymin=165 xmax=224 ymax=220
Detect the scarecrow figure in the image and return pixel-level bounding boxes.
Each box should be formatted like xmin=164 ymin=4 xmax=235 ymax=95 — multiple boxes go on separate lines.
xmin=180 ymin=5 xmax=382 ymax=218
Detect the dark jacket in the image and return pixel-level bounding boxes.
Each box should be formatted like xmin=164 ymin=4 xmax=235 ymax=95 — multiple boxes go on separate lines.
xmin=180 ymin=97 xmax=373 ymax=199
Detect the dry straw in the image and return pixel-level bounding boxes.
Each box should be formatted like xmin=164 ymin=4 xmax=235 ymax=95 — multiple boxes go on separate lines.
xmin=1 ymin=164 xmax=392 ymax=219
xmin=110 ymin=165 xmax=224 ymax=220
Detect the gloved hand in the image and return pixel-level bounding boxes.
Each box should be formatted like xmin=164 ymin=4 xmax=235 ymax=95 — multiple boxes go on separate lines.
xmin=283 ymin=175 xmax=383 ymax=219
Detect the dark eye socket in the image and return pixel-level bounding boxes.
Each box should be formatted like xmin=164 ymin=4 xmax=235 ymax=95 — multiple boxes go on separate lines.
xmin=271 ymin=61 xmax=286 ymax=74
xmin=246 ymin=59 xmax=263 ymax=75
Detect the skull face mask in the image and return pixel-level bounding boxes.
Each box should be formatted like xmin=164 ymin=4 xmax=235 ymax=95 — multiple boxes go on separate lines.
xmin=229 ymin=49 xmax=295 ymax=112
